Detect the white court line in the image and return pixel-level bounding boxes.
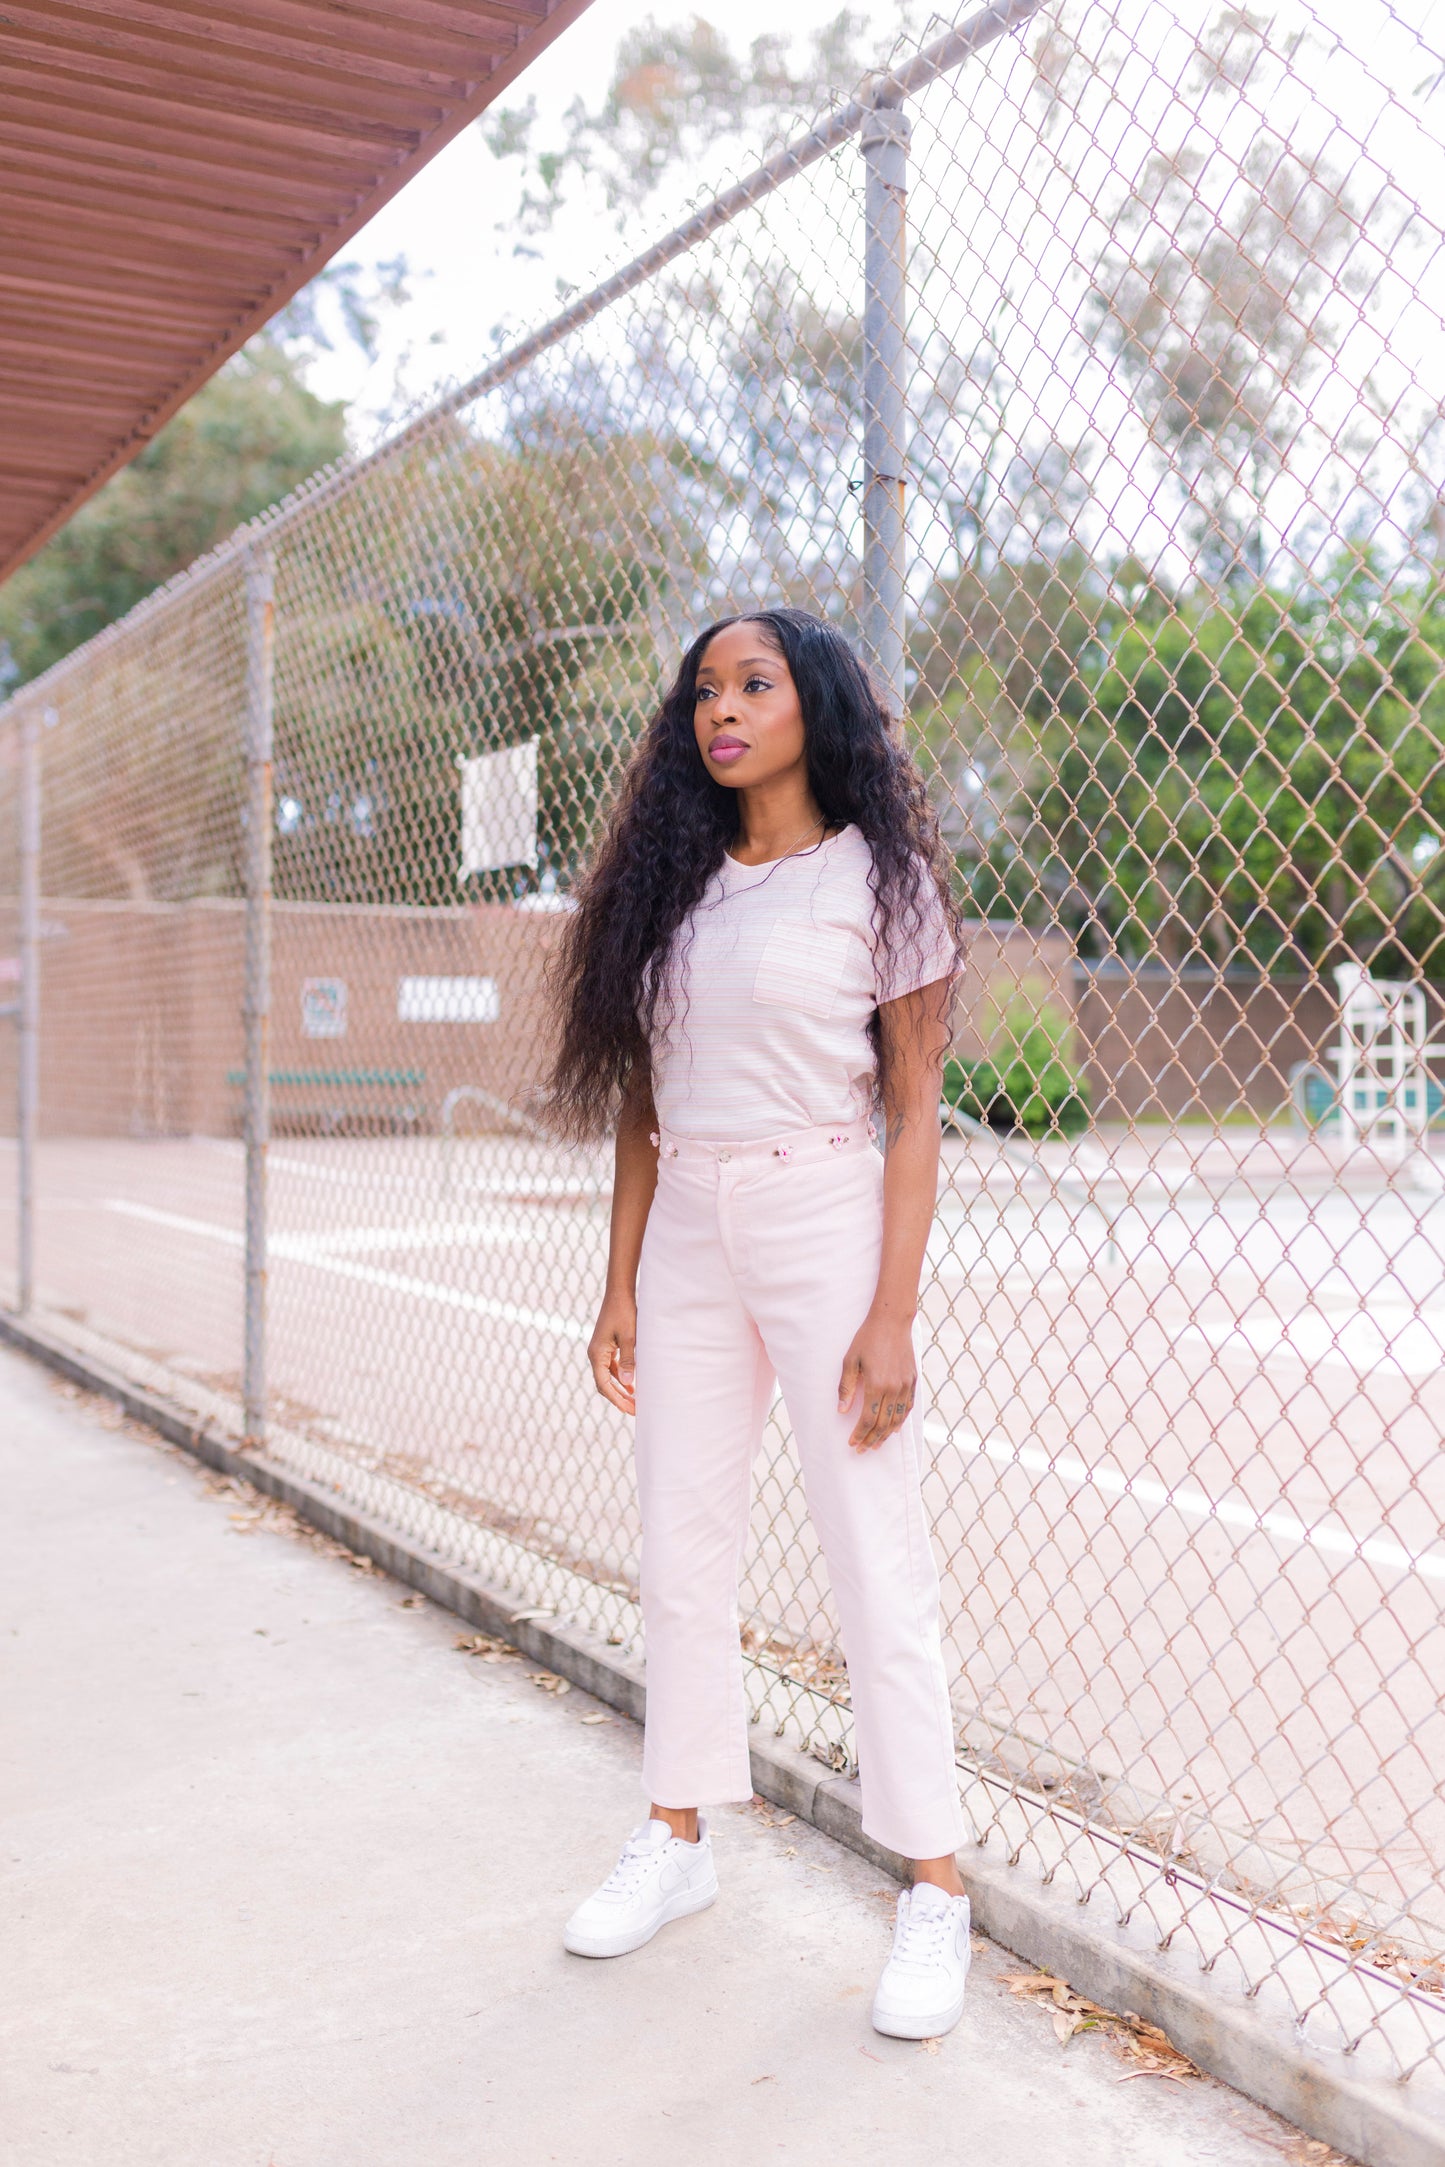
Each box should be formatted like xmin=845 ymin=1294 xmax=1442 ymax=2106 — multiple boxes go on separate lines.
xmin=922 ymin=1415 xmax=1445 ymax=1585
xmin=272 ymin=1156 xmax=607 ymax=1202
xmin=196 ymin=1141 xmax=603 ymax=1199
xmin=103 ymin=1200 xmax=588 ymax=1343
xmin=102 ymin=1198 xmax=1444 ymax=1582
xmin=106 ymin=1200 xmax=540 ymax=1257
xmin=1183 ymin=1308 xmax=1445 ymax=1381
xmin=279 ymin=1218 xmax=545 ymax=1257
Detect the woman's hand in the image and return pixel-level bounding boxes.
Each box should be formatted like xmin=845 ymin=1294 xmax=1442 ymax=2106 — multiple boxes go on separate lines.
xmin=838 ymin=1307 xmax=917 ymax=1451
xmin=839 ymin=974 xmax=950 ymax=1454
xmin=589 ymin=1288 xmax=639 ymax=1416
xmin=589 ymin=1073 xmax=658 ymax=1419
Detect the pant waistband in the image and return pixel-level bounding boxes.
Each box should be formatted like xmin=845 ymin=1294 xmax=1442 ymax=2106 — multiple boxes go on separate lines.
xmin=651 ymin=1121 xmax=877 ymax=1167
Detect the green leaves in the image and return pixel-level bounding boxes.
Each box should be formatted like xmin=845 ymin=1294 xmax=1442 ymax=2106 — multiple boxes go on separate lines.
xmin=999 ymin=562 xmax=1445 ymax=977
xmin=0 ymin=341 xmax=347 ymax=691
xmin=943 ymin=998 xmax=1092 ymax=1139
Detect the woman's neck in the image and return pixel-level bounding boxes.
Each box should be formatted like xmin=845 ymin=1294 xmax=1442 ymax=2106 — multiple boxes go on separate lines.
xmin=729 ymin=778 xmax=831 ymax=868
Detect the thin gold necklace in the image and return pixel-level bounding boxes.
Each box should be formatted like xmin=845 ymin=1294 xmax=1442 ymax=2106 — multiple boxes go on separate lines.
xmin=729 ymin=814 xmax=826 ymax=867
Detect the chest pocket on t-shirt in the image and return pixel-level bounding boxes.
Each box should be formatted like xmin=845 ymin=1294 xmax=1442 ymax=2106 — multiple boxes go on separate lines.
xmin=752 ymin=919 xmax=853 ymax=1021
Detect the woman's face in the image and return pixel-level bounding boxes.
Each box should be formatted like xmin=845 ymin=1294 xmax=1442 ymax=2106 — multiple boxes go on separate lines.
xmin=692 ymin=620 xmax=806 ymax=790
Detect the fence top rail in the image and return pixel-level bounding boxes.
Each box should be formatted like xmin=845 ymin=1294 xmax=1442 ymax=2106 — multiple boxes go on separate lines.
xmin=0 ymin=0 xmax=1042 ymax=728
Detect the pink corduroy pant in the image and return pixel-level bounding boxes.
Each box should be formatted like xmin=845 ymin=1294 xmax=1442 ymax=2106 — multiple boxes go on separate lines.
xmin=633 ymin=1122 xmax=965 ymax=1861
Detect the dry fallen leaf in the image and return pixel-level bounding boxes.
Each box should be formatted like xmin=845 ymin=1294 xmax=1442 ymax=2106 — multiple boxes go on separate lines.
xmin=580 ymin=1712 xmax=609 ymax=1725
xmin=454 ymin=1634 xmax=515 ymax=1661
xmin=919 ymin=2036 xmax=941 ymax=2055
xmin=1003 ymin=1970 xmax=1198 ymax=2075
xmin=527 ymin=1670 xmax=571 ymax=1696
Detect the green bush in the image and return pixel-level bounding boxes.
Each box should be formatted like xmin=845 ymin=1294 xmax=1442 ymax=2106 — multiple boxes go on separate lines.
xmin=943 ymin=997 xmax=1091 ymax=1139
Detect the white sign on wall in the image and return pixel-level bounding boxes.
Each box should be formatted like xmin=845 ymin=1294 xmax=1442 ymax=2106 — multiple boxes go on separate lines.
xmin=460 ymin=738 xmax=539 ymax=877
xmin=397 ymin=975 xmax=500 ymax=1024
xmin=301 ymin=977 xmax=347 ymax=1038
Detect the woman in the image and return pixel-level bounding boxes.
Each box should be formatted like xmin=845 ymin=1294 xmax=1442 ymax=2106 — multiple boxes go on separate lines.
xmin=547 ymin=606 xmax=970 ymax=2039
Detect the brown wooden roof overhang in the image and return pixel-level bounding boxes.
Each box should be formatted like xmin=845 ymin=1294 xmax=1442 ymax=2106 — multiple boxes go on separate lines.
xmin=0 ymin=0 xmax=597 ymax=582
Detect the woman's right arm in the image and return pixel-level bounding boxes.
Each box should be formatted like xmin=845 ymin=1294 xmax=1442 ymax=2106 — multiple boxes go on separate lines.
xmin=587 ymin=1074 xmax=659 ymax=1416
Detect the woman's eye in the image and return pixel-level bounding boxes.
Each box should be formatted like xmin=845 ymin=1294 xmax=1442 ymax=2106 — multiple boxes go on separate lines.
xmin=696 ymin=685 xmax=715 ymax=702
xmin=744 ymin=677 xmax=773 ymax=694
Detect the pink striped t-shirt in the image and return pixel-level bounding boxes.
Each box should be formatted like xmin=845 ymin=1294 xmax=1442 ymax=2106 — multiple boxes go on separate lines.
xmin=649 ymin=824 xmax=955 ymax=1141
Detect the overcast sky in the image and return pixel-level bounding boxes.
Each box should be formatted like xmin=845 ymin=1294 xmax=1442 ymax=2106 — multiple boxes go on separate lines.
xmin=301 ymin=1 xmax=942 ymax=429
xmin=301 ymin=0 xmax=1444 ymax=456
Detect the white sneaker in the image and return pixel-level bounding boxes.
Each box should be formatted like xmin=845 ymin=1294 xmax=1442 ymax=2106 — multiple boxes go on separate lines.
xmin=563 ymin=1818 xmax=718 ymax=1958
xmin=871 ymin=1883 xmax=971 ymax=2038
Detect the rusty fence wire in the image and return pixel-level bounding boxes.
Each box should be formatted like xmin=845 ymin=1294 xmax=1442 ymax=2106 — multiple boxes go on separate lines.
xmin=3 ymin=0 xmax=1445 ymax=2106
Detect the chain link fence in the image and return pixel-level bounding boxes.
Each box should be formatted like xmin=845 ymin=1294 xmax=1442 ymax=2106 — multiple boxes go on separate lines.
xmin=3 ymin=0 xmax=1444 ymax=2112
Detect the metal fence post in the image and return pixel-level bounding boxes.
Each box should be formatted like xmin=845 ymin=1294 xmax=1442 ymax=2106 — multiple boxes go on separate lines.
xmin=243 ymin=551 xmax=275 ymax=1446
xmin=860 ymin=86 xmax=911 ymax=718
xmin=16 ymin=706 xmax=42 ymax=1315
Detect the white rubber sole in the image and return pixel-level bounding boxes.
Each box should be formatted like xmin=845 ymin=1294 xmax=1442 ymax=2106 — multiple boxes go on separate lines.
xmin=871 ymin=1951 xmax=971 ymax=2040
xmin=563 ymin=1873 xmax=719 ymax=1959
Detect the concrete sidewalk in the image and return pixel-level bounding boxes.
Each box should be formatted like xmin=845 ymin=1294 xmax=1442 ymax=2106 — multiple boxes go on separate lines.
xmin=1 ymin=1342 xmax=1346 ymax=2167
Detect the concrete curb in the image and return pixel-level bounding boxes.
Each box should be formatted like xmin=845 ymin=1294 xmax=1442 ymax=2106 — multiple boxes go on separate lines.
xmin=5 ymin=1309 xmax=1442 ymax=2167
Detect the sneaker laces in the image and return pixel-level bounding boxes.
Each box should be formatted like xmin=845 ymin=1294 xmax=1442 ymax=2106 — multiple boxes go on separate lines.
xmin=892 ymin=1896 xmax=954 ymax=1971
xmin=599 ymin=1828 xmax=666 ymax=1898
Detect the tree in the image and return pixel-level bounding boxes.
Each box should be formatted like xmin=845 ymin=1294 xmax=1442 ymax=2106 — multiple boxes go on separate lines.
xmin=1023 ymin=563 xmax=1445 ymax=977
xmin=0 ymin=339 xmax=348 ymax=692
xmin=266 ymin=402 xmax=709 ymax=908
xmin=1039 ymin=7 xmax=1378 ymax=586
xmin=482 ymin=9 xmax=930 ymax=241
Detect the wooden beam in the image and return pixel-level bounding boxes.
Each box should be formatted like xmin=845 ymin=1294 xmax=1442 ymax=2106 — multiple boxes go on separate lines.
xmin=0 ymin=0 xmax=493 ymax=97
xmin=0 ymin=112 xmax=382 ymax=194
xmin=0 ymin=60 xmax=429 ymax=157
xmin=0 ymin=201 xmax=295 ymax=271
xmin=0 ymin=269 xmax=229 ymax=333
xmin=0 ymin=138 xmax=347 ymax=219
xmin=0 ymin=171 xmax=319 ymax=254
xmin=0 ymin=228 xmax=303 ymax=295
xmin=0 ymin=0 xmax=599 ymax=580
xmin=0 ymin=33 xmax=462 ymax=127
xmin=0 ymin=335 xmax=180 ymax=384
xmin=31 ymin=0 xmax=530 ymax=68
xmin=0 ymin=387 xmax=148 ymax=423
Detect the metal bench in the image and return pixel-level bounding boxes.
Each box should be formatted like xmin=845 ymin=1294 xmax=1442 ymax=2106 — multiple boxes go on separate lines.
xmin=225 ymin=1066 xmax=427 ymax=1137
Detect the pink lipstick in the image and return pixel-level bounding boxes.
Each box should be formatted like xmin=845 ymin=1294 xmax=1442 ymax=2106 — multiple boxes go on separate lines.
xmin=708 ymin=735 xmax=749 ymax=764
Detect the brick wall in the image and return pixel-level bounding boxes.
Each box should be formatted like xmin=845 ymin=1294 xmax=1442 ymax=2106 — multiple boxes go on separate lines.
xmin=4 ymin=901 xmax=1422 ymax=1135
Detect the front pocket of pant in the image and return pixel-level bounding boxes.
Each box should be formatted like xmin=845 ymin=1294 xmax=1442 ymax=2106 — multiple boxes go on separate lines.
xmin=752 ymin=920 xmax=852 ymax=1020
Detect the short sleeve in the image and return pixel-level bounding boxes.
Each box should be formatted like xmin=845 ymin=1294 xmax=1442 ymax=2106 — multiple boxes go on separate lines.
xmin=874 ymin=864 xmax=957 ymax=1004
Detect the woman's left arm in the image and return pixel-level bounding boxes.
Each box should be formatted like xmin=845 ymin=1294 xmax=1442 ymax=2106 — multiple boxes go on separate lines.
xmin=837 ymin=975 xmax=953 ymax=1452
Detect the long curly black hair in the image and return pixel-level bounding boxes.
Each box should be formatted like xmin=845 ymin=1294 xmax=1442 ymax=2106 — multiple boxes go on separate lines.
xmin=547 ymin=606 xmax=961 ymax=1140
